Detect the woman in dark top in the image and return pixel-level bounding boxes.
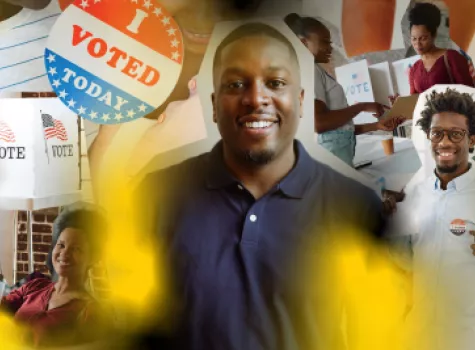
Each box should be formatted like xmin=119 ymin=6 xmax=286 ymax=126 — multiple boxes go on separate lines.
xmin=408 ymin=2 xmax=473 ymax=94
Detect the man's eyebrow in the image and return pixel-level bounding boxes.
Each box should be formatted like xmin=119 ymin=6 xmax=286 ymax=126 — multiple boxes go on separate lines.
xmin=265 ymin=65 xmax=292 ymax=74
xmin=221 ymin=67 xmax=247 ymax=76
xmin=220 ymin=65 xmax=292 ymax=77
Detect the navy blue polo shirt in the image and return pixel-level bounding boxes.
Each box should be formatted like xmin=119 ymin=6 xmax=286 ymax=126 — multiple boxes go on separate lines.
xmin=139 ymin=140 xmax=384 ymax=350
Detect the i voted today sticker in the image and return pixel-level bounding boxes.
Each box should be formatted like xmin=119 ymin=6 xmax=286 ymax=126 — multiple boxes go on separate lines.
xmin=450 ymin=219 xmax=467 ymax=236
xmin=45 ymin=0 xmax=184 ymax=124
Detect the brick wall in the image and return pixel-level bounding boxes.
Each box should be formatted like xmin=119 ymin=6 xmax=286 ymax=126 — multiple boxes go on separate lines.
xmin=15 ymin=208 xmax=110 ymax=300
xmin=16 ymin=208 xmax=57 ymax=281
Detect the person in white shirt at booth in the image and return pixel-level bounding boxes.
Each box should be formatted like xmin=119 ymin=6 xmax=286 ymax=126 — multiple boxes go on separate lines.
xmin=388 ymin=87 xmax=475 ymax=350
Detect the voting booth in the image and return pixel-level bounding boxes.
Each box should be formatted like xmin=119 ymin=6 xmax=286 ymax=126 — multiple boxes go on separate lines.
xmin=0 ymin=97 xmax=81 ymax=281
xmin=335 ymin=59 xmax=376 ymax=125
xmin=391 ymin=55 xmax=421 ymax=97
xmin=369 ymin=62 xmax=394 ymax=105
xmin=334 ymin=57 xmax=422 ymax=191
xmin=0 ymin=97 xmax=81 ymax=207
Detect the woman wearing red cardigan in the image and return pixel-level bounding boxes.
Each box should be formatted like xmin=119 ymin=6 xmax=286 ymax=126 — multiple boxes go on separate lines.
xmin=0 ymin=206 xmax=112 ymax=348
xmin=408 ymin=3 xmax=474 ymax=94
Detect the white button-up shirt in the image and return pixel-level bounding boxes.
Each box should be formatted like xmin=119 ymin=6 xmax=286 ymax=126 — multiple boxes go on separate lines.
xmin=389 ymin=167 xmax=475 ymax=350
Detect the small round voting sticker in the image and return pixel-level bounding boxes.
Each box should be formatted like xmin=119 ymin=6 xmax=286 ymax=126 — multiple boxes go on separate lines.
xmin=45 ymin=0 xmax=184 ymax=124
xmin=450 ymin=219 xmax=467 ymax=236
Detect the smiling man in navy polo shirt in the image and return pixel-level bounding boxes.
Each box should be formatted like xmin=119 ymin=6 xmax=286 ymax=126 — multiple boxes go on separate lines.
xmin=136 ymin=22 xmax=385 ymax=350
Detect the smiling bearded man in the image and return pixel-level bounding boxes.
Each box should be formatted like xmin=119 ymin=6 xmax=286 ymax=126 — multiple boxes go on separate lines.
xmin=134 ymin=22 xmax=385 ymax=350
xmin=387 ymin=88 xmax=475 ymax=350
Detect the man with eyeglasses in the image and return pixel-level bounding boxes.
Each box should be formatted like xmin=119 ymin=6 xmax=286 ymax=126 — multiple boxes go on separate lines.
xmin=388 ymin=88 xmax=475 ymax=350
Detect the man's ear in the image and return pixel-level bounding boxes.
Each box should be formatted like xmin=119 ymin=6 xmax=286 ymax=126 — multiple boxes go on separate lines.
xmin=469 ymin=134 xmax=475 ymax=151
xmin=211 ymin=93 xmax=217 ymax=123
xmin=299 ymin=36 xmax=308 ymax=49
xmin=299 ymin=89 xmax=304 ymax=118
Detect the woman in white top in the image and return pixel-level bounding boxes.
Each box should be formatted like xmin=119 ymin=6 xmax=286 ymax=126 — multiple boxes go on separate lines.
xmin=284 ymin=13 xmax=404 ymax=167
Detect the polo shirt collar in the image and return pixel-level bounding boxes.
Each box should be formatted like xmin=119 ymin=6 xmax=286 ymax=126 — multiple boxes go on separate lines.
xmin=205 ymin=141 xmax=237 ymax=189
xmin=433 ymin=164 xmax=475 ymax=191
xmin=205 ymin=140 xmax=314 ymax=199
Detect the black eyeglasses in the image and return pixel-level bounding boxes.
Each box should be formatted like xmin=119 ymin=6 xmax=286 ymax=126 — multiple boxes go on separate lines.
xmin=428 ymin=128 xmax=468 ymax=143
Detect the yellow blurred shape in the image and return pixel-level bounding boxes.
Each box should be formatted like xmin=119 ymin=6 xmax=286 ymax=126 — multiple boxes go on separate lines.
xmin=94 ymin=153 xmax=172 ymax=333
xmin=0 ymin=312 xmax=27 ymax=349
xmin=303 ymin=225 xmax=409 ymax=350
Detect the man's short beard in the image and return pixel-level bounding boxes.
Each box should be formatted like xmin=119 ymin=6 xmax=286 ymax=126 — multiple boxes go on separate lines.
xmin=241 ymin=149 xmax=275 ymax=165
xmin=436 ymin=164 xmax=459 ymax=174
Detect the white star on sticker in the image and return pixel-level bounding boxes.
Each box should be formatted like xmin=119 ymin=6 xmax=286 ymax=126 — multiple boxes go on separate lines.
xmin=89 ymin=111 xmax=98 ymax=119
xmin=48 ymin=67 xmax=57 ymax=76
xmin=78 ymin=106 xmax=87 ymax=114
xmin=52 ymin=80 xmax=61 ymax=88
xmin=80 ymin=0 xmax=89 ymax=9
xmin=171 ymin=39 xmax=180 ymax=48
xmin=143 ymin=0 xmax=152 ymax=9
xmin=58 ymin=90 xmax=68 ymax=99
xmin=161 ymin=16 xmax=170 ymax=25
xmin=167 ymin=27 xmax=177 ymax=36
xmin=46 ymin=53 xmax=56 ymax=63
xmin=102 ymin=113 xmax=110 ymax=121
xmin=153 ymin=7 xmax=162 ymax=16
xmin=115 ymin=113 xmax=124 ymax=121
xmin=127 ymin=109 xmax=136 ymax=118
xmin=171 ymin=51 xmax=180 ymax=60
xmin=67 ymin=98 xmax=76 ymax=108
xmin=138 ymin=104 xmax=147 ymax=112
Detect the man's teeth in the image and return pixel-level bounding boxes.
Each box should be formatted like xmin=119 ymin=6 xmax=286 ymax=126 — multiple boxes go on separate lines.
xmin=190 ymin=32 xmax=210 ymax=38
xmin=245 ymin=121 xmax=273 ymax=129
xmin=439 ymin=152 xmax=454 ymax=156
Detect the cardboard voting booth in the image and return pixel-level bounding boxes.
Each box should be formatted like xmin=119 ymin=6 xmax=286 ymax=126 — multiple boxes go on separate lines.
xmin=369 ymin=62 xmax=394 ymax=105
xmin=0 ymin=97 xmax=81 ymax=209
xmin=335 ymin=59 xmax=377 ymax=124
xmin=392 ymin=55 xmax=421 ymax=96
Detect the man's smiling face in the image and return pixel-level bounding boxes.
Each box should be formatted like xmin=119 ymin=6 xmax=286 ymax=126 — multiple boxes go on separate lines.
xmin=429 ymin=112 xmax=475 ymax=174
xmin=212 ymin=33 xmax=303 ymax=165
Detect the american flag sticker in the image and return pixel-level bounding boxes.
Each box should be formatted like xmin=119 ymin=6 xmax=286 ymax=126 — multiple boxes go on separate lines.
xmin=44 ymin=0 xmax=184 ymax=124
xmin=42 ymin=114 xmax=68 ymax=141
xmin=0 ymin=120 xmax=16 ymax=143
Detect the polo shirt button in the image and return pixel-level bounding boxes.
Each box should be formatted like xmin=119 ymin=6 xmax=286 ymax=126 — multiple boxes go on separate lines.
xmin=250 ymin=214 xmax=257 ymax=222
xmin=237 ymin=185 xmax=243 ymax=190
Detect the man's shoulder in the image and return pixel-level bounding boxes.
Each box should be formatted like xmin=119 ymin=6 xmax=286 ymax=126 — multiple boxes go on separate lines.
xmin=310 ymin=159 xmax=378 ymax=199
xmin=305 ymin=158 xmax=384 ymax=237
xmin=141 ymin=152 xmax=210 ymax=188
xmin=134 ymin=153 xmax=211 ymax=223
